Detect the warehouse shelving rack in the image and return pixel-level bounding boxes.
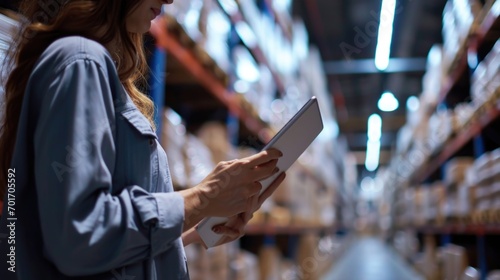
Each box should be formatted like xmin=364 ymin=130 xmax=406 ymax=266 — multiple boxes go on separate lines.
xmin=392 ymin=2 xmax=500 ymax=278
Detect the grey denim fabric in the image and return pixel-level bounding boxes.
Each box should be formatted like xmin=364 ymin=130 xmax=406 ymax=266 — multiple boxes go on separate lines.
xmin=0 ymin=36 xmax=189 ymax=280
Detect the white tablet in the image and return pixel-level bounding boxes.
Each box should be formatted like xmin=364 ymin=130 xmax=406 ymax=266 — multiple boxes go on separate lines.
xmin=196 ymin=96 xmax=324 ymax=248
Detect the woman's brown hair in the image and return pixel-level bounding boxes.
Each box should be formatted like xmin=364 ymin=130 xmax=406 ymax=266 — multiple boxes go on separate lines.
xmin=0 ymin=0 xmax=156 ymax=199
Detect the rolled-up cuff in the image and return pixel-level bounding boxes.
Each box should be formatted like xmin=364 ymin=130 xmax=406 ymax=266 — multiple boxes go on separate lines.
xmin=150 ymin=192 xmax=185 ymax=256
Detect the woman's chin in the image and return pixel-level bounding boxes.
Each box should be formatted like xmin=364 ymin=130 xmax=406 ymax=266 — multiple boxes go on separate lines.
xmin=127 ymin=22 xmax=152 ymax=34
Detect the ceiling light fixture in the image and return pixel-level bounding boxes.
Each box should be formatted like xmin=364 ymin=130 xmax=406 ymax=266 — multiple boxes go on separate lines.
xmin=365 ymin=140 xmax=381 ymax=172
xmin=377 ymin=91 xmax=399 ymax=112
xmin=365 ymin=114 xmax=382 ymax=172
xmin=374 ymin=0 xmax=397 ymax=71
xmin=406 ymin=96 xmax=420 ymax=112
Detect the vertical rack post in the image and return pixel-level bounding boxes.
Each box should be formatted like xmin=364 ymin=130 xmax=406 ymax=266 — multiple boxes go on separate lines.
xmin=474 ymin=131 xmax=487 ymax=279
xmin=477 ymin=234 xmax=487 ymax=280
xmin=149 ymin=45 xmax=167 ymax=141
xmin=227 ymin=24 xmax=240 ymax=147
xmin=473 ymin=136 xmax=485 ymax=158
xmin=441 ymin=233 xmax=451 ymax=247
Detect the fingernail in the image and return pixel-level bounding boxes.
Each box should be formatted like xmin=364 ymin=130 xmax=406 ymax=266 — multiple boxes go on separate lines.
xmin=212 ymin=227 xmax=221 ymax=234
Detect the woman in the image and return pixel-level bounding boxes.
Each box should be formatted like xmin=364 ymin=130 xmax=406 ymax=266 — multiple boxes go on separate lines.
xmin=0 ymin=0 xmax=285 ymax=279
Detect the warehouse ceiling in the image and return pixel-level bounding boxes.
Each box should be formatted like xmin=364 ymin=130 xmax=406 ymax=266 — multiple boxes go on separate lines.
xmin=292 ymin=0 xmax=447 ymax=168
xmin=0 ymin=0 xmax=449 ymax=173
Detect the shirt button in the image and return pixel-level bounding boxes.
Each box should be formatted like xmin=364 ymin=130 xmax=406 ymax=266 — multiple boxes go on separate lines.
xmin=149 ymin=139 xmax=155 ymax=146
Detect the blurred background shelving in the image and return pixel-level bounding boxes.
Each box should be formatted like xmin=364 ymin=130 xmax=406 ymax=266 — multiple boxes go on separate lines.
xmin=1 ymin=0 xmax=499 ymax=279
xmin=377 ymin=1 xmax=500 ymax=279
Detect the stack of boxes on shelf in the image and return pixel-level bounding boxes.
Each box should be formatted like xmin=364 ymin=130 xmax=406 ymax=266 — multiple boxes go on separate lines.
xmin=413 ymin=235 xmax=441 ymax=280
xmin=161 ymin=0 xmax=231 ymax=85
xmin=402 ymin=233 xmax=477 ymax=280
xmin=443 ymin=157 xmax=476 ymax=222
xmin=396 ymin=230 xmax=480 ymax=280
xmin=421 ymin=183 xmax=445 ymax=226
xmin=471 ymin=40 xmax=500 ymax=117
xmin=396 ymin=152 xmax=500 ymax=228
xmin=471 ymin=149 xmax=500 ymax=223
xmin=436 ymin=244 xmax=469 ymax=280
xmin=237 ymin=0 xmax=298 ymax=80
xmin=226 ymin=0 xmax=314 ymax=126
xmin=392 ymin=149 xmax=500 ymax=278
xmin=441 ymin=0 xmax=482 ymax=73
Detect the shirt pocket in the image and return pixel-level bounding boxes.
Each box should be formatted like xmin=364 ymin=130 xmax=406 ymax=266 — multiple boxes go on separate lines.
xmin=116 ymin=108 xmax=159 ymax=192
xmin=120 ymin=108 xmax=158 ymax=140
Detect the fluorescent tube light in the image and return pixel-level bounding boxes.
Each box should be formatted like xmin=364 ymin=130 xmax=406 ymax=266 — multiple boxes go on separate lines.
xmin=375 ymin=0 xmax=397 ymax=71
xmin=365 ymin=114 xmax=382 ymax=171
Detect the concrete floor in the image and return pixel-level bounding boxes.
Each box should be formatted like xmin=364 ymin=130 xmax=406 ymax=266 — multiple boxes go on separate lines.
xmin=322 ymin=236 xmax=424 ymax=280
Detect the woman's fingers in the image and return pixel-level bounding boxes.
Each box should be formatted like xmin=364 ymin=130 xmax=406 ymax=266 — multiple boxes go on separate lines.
xmin=244 ymin=195 xmax=259 ymax=221
xmin=251 ymin=160 xmax=280 ymax=181
xmin=241 ymin=173 xmax=286 ymax=222
xmin=212 ymin=215 xmax=246 ymax=238
xmin=245 ymin=182 xmax=262 ymax=198
xmin=243 ymin=149 xmax=283 ymax=167
xmin=196 ymin=149 xmax=284 ymax=218
xmin=212 ymin=225 xmax=239 ymax=238
xmin=258 ymin=172 xmax=286 ymax=206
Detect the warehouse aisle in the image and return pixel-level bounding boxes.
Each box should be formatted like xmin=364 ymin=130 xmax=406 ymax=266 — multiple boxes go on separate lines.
xmin=322 ymin=236 xmax=423 ymax=280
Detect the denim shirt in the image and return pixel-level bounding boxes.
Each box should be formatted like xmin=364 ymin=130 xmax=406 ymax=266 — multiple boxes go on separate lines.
xmin=0 ymin=36 xmax=189 ymax=279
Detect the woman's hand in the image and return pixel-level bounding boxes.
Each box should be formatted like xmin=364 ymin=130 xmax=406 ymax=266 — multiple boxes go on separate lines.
xmin=180 ymin=149 xmax=283 ymax=230
xmin=210 ymin=213 xmax=248 ymax=247
xmin=242 ymin=172 xmax=286 ymax=222
xmin=210 ymin=172 xmax=286 ymax=247
xmin=178 ymin=215 xmax=247 ymax=248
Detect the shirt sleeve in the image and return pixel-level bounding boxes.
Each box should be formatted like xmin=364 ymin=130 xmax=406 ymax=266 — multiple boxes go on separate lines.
xmin=32 ymin=57 xmax=184 ymax=276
